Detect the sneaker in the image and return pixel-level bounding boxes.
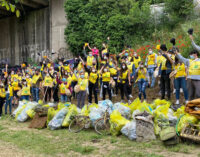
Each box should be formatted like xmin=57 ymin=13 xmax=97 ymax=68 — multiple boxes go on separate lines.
xmin=185 ymin=100 xmax=188 ymax=105
xmin=180 ymin=88 xmax=183 ymax=93
xmin=173 ymin=89 xmax=176 ymax=94
xmin=143 ymin=99 xmax=147 ymax=102
xmin=129 ymin=95 xmax=133 ymax=98
xmin=175 ymin=100 xmax=179 ymax=105
xmin=128 ymin=100 xmax=132 ymax=105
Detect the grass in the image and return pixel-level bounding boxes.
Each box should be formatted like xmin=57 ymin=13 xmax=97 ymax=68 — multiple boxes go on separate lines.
xmin=0 ymin=116 xmax=199 ymax=157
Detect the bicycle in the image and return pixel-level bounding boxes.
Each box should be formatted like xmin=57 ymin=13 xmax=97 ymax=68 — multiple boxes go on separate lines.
xmin=95 ymin=103 xmax=111 ymax=135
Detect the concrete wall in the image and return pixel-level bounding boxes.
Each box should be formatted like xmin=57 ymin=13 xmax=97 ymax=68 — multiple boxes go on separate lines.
xmin=50 ymin=0 xmax=72 ymax=60
xmin=0 ymin=8 xmax=50 ymax=65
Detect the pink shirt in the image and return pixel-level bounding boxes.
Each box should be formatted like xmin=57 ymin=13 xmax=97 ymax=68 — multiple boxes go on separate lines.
xmin=92 ymin=49 xmax=99 ymax=56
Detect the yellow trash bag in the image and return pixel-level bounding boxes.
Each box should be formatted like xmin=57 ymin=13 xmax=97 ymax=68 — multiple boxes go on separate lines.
xmin=173 ymin=106 xmax=185 ymax=118
xmin=38 ymin=100 xmax=43 ymax=106
xmin=57 ymin=102 xmax=65 ymax=110
xmin=43 ymin=104 xmax=50 ymax=108
xmin=109 ymin=110 xmax=130 ymax=136
xmin=152 ymin=99 xmax=170 ymax=109
xmin=129 ymin=98 xmax=141 ymax=113
xmin=47 ymin=107 xmax=59 ymax=125
xmin=26 ymin=109 xmax=36 ymax=119
xmin=81 ymin=104 xmax=99 ymax=116
xmin=154 ymin=104 xmax=170 ymax=118
xmin=62 ymin=104 xmax=78 ymax=127
xmin=15 ymin=105 xmax=27 ymax=121
xmin=177 ymin=114 xmax=198 ymax=132
xmin=138 ymin=101 xmax=153 ymax=114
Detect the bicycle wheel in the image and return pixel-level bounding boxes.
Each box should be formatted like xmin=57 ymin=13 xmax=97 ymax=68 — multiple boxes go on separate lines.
xmin=95 ymin=118 xmax=110 ymax=135
xmin=69 ymin=116 xmax=85 ymax=133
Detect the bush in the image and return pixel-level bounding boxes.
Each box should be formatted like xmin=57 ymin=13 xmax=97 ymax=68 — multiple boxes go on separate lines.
xmin=64 ymin=0 xmax=153 ymax=55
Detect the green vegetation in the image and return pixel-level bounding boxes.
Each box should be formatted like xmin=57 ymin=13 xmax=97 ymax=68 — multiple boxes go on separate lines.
xmin=64 ymin=0 xmax=195 ymax=56
xmin=0 ymin=116 xmax=199 ymax=156
xmin=0 ymin=0 xmax=20 ymax=17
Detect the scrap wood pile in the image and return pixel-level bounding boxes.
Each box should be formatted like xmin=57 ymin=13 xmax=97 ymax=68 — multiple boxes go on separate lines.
xmin=12 ymin=98 xmax=200 ymax=145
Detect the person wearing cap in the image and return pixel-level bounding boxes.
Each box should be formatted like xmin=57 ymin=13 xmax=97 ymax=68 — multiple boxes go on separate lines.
xmin=159 ymin=44 xmax=174 ymax=100
xmin=145 ymin=48 xmax=157 ymax=88
xmin=175 ymin=49 xmax=200 ymax=100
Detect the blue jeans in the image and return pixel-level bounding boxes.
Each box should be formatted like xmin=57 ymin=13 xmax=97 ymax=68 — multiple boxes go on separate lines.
xmin=138 ymin=79 xmax=147 ymax=100
xmin=32 ymin=87 xmax=39 ymax=102
xmin=21 ymin=95 xmax=30 ymax=101
xmin=5 ymin=94 xmax=13 ymax=114
xmin=174 ymin=77 xmax=188 ymax=100
xmin=61 ymin=94 xmax=68 ymax=102
xmin=147 ymin=68 xmax=155 ymax=87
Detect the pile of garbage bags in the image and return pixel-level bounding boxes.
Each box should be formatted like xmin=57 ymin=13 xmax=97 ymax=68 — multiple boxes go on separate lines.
xmin=12 ymin=98 xmax=200 ymax=143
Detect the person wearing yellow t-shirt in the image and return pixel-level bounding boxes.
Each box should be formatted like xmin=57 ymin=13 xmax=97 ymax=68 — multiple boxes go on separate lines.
xmin=132 ymin=51 xmax=141 ymax=69
xmin=136 ymin=62 xmax=150 ymax=101
xmin=99 ymin=65 xmax=113 ymax=100
xmin=0 ymin=82 xmax=6 ymax=117
xmin=74 ymin=70 xmax=88 ymax=109
xmin=59 ymin=78 xmax=71 ymax=103
xmin=145 ymin=48 xmax=157 ymax=88
xmin=20 ymin=79 xmax=31 ymax=101
xmin=119 ymin=63 xmax=131 ymax=104
xmin=5 ymin=80 xmax=13 ymax=115
xmin=174 ymin=57 xmax=188 ymax=104
xmin=85 ymin=66 xmax=98 ymax=104
xmin=109 ymin=57 xmax=118 ymax=96
xmin=32 ymin=69 xmax=42 ymax=102
xmin=175 ymin=48 xmax=200 ymax=101
xmin=43 ymin=72 xmax=53 ymax=102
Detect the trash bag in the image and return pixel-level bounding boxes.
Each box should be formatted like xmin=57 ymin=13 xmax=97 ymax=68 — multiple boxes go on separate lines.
xmin=154 ymin=104 xmax=170 ymax=118
xmin=48 ymin=107 xmax=69 ymax=130
xmin=154 ymin=113 xmax=170 ymax=135
xmin=173 ymin=106 xmax=185 ymax=118
xmin=113 ymin=103 xmax=131 ymax=119
xmin=47 ymin=107 xmax=58 ymax=125
xmin=13 ymin=101 xmax=27 ymax=117
xmin=152 ymin=99 xmax=170 ymax=109
xmin=89 ymin=106 xmax=106 ymax=126
xmin=110 ymin=110 xmax=130 ymax=136
xmin=177 ymin=114 xmax=198 ymax=132
xmin=129 ymin=98 xmax=141 ymax=113
xmin=57 ymin=102 xmax=65 ymax=110
xmin=62 ymin=104 xmax=78 ymax=127
xmin=17 ymin=102 xmax=39 ymax=122
xmin=81 ymin=104 xmax=99 ymax=116
xmin=26 ymin=109 xmax=35 ymax=119
xmin=121 ymin=121 xmax=137 ymax=140
xmin=132 ymin=110 xmax=141 ymax=120
xmin=98 ymin=100 xmax=113 ymax=114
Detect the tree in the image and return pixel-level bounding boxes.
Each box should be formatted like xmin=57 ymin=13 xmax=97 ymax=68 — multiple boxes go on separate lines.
xmin=0 ymin=0 xmax=20 ymax=17
xmin=64 ymin=0 xmax=152 ymax=55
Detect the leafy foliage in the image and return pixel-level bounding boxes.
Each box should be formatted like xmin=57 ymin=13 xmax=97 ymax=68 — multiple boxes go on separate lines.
xmin=0 ymin=0 xmax=20 ymax=17
xmin=64 ymin=0 xmax=153 ymax=55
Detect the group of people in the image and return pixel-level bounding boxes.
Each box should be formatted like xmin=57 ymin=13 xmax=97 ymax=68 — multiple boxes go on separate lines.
xmin=0 ymin=33 xmax=199 ymax=118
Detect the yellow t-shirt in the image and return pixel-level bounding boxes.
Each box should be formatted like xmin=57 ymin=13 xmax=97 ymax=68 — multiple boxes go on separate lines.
xmin=78 ymin=78 xmax=88 ymax=91
xmin=133 ymin=56 xmax=141 ymax=68
xmin=137 ymin=68 xmax=147 ymax=80
xmin=102 ymin=72 xmax=111 ymax=82
xmin=12 ymin=81 xmax=20 ymax=91
xmin=44 ymin=76 xmax=53 ymax=87
xmin=59 ymin=83 xmax=68 ymax=94
xmin=147 ymin=53 xmax=156 ymax=66
xmin=189 ymin=60 xmax=200 ymax=76
xmin=175 ymin=63 xmax=186 ymax=78
xmin=8 ymin=85 xmax=13 ymax=97
xmin=89 ymin=72 xmax=98 ymax=84
xmin=87 ymin=56 xmax=94 ymax=67
xmin=21 ymin=85 xmax=31 ymax=96
xmin=0 ymin=88 xmax=6 ymax=98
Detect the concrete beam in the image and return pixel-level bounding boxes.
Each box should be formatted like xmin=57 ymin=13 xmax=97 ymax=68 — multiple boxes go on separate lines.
xmin=31 ymin=0 xmax=49 ymax=6
xmin=19 ymin=0 xmax=42 ymax=8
